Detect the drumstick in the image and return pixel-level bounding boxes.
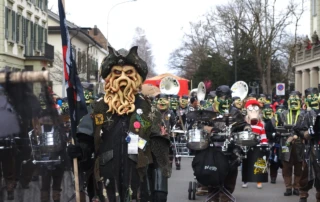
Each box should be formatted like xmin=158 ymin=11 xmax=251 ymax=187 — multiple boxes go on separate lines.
xmin=0 ymin=71 xmax=49 ymax=83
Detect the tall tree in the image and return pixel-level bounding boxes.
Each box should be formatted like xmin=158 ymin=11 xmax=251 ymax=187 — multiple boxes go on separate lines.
xmin=131 ymin=27 xmax=157 ymax=78
xmin=170 ymin=0 xmax=306 ymax=94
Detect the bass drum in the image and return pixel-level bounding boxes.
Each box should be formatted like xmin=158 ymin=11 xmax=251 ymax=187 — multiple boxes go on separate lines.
xmin=242 ymin=144 xmax=270 ymax=182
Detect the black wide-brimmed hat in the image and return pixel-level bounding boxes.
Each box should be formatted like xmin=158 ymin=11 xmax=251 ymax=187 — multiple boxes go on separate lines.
xmin=100 ymin=46 xmax=148 ymax=81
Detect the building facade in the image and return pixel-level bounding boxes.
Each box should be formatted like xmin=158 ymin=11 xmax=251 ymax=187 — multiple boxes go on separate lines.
xmin=294 ymin=0 xmax=320 ymax=94
xmin=47 ymin=10 xmax=108 ymax=97
xmin=2 ymin=0 xmax=54 ymax=95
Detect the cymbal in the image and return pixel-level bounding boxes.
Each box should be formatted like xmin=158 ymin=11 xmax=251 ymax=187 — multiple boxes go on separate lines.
xmin=186 ymin=110 xmax=219 ymax=122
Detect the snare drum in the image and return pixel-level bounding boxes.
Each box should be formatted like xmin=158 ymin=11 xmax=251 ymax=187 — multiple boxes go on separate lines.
xmin=234 ymin=131 xmax=260 ymax=147
xmin=187 ymin=128 xmax=208 ymax=151
xmin=242 ymin=144 xmax=270 ymax=182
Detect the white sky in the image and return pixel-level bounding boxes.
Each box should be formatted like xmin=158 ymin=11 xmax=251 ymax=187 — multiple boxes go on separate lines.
xmin=49 ymin=0 xmax=310 ymax=74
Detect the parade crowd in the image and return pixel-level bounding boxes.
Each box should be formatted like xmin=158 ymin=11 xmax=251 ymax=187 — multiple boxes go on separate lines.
xmin=0 ymin=46 xmax=320 ymax=202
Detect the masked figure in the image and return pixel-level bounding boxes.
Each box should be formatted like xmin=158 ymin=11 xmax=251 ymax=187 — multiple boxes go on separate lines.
xmin=258 ymin=94 xmax=267 ymax=106
xmin=205 ymin=94 xmax=215 ymax=109
xmin=68 ymin=46 xmax=170 ymax=202
xmin=279 ymin=91 xmax=304 ymax=197
xmin=242 ymin=100 xmax=268 ymax=189
xmin=213 ymin=85 xmax=232 ymax=114
xmin=156 ymin=94 xmax=178 ymax=170
xmin=296 ymin=88 xmax=320 ymax=202
xmin=275 ymin=105 xmax=286 ymax=126
xmin=262 ymin=104 xmax=281 ymax=184
xmin=169 ymin=94 xmax=179 ymax=113
xmin=73 ymin=83 xmax=97 ymax=202
xmin=200 ymin=85 xmax=245 ymax=201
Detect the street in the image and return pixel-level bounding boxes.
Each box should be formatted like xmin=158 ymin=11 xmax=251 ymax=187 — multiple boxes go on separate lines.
xmin=168 ymin=158 xmax=316 ymax=202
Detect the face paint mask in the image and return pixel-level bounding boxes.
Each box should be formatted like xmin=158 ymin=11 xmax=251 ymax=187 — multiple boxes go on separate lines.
xmin=215 ymin=96 xmax=231 ymax=114
xmin=288 ymin=95 xmax=301 ymax=110
xmin=180 ymin=98 xmax=188 ymax=109
xmin=84 ymin=89 xmax=94 ymax=104
xmin=157 ymin=98 xmax=169 ymax=111
xmin=170 ymin=98 xmax=179 ymax=110
xmin=262 ymin=108 xmax=274 ymax=119
xmin=305 ymin=93 xmax=319 ymax=110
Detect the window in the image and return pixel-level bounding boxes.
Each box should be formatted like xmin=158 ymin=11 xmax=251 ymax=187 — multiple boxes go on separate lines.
xmin=22 ymin=17 xmax=26 ymax=45
xmin=312 ymin=0 xmax=317 ymax=16
xmin=6 ymin=8 xmax=13 ymax=41
xmin=34 ymin=23 xmax=38 ymax=50
xmin=5 ymin=8 xmax=8 ymax=39
xmin=12 ymin=10 xmax=16 ymax=41
xmin=16 ymin=14 xmax=22 ymax=43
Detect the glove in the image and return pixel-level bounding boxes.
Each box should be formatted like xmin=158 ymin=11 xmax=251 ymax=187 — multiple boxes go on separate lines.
xmin=153 ymin=191 xmax=167 ymax=202
xmin=67 ymin=144 xmax=83 ymax=159
xmin=308 ymin=127 xmax=315 ymax=136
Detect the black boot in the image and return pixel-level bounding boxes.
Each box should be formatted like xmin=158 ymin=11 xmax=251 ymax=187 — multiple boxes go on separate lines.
xmin=176 ymin=163 xmax=181 ymax=170
xmin=7 ymin=191 xmax=14 ymax=200
xmin=271 ymin=177 xmax=276 ymax=184
xmin=299 ymin=198 xmax=307 ymax=202
xmin=293 ymin=189 xmax=299 ymax=196
xmin=284 ymin=188 xmax=292 ymax=196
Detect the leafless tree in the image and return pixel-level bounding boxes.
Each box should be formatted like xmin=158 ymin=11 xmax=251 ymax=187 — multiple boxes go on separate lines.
xmin=131 ymin=27 xmax=157 ymax=78
xmin=170 ymin=0 xmax=306 ymax=94
xmin=50 ymin=51 xmax=64 ymax=83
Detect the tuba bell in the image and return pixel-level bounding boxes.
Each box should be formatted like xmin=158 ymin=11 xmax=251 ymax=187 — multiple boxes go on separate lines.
xmin=197 ymin=82 xmax=206 ymax=102
xmin=159 ymin=76 xmax=180 ymax=95
xmin=231 ymin=81 xmax=248 ymax=101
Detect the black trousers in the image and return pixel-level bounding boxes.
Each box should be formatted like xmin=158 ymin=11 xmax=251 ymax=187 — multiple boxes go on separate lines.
xmin=41 ymin=165 xmax=65 ymax=202
xmin=0 ymin=149 xmax=15 ymax=191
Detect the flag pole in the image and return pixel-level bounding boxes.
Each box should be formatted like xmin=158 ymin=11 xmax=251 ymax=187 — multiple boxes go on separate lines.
xmin=60 ymin=1 xmax=80 ymax=202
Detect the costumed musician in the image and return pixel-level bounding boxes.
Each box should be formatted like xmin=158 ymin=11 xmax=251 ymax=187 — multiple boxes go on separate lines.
xmin=297 ymin=87 xmax=320 ymax=202
xmin=156 ymin=94 xmax=177 ymax=170
xmin=68 ymin=46 xmax=171 ymax=202
xmin=278 ymin=91 xmax=304 ymax=197
xmin=262 ymin=103 xmax=281 ymax=184
xmin=69 ymin=82 xmax=96 ymax=202
xmin=241 ymin=100 xmax=268 ymax=189
xmin=199 ymin=85 xmax=245 ymax=202
xmin=34 ymin=91 xmax=67 ymax=202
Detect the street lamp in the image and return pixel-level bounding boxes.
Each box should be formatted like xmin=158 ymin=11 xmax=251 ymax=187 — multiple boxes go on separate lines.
xmin=106 ymin=0 xmax=137 ymax=49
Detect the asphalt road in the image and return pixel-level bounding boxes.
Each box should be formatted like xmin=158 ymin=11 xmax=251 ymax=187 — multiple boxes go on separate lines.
xmin=168 ymin=158 xmax=317 ymax=202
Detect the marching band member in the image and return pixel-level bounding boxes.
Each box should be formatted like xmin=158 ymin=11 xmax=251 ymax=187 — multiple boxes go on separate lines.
xmin=156 ymin=94 xmax=177 ymax=169
xmin=297 ymin=87 xmax=320 ymax=202
xmin=242 ymin=100 xmax=268 ymax=189
xmin=169 ymin=94 xmax=179 ymax=113
xmin=262 ymin=104 xmax=281 ymax=184
xmin=202 ymin=85 xmax=241 ymax=202
xmin=279 ymin=91 xmax=304 ymax=197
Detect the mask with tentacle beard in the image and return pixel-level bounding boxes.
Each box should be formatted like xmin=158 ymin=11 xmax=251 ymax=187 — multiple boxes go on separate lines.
xmin=104 ymin=65 xmax=142 ymax=115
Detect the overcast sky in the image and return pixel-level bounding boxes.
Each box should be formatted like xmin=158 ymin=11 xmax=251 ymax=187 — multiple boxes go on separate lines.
xmin=49 ymin=0 xmax=310 ymax=74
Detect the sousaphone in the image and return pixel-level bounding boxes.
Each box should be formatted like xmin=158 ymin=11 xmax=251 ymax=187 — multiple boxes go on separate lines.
xmin=159 ymin=76 xmax=180 ymax=95
xmin=197 ymin=82 xmax=206 ymax=102
xmin=231 ymin=81 xmax=248 ymax=100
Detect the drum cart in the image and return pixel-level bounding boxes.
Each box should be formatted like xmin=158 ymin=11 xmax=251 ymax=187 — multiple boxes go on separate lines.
xmin=171 ymin=127 xmax=198 ymax=200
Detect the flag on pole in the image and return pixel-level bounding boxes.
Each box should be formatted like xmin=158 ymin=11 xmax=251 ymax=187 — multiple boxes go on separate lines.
xmin=58 ymin=0 xmax=87 ymax=135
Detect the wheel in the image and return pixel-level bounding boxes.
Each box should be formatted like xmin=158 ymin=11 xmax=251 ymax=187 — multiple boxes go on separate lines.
xmin=188 ymin=181 xmax=192 ymax=200
xmin=192 ymin=181 xmax=197 ymax=200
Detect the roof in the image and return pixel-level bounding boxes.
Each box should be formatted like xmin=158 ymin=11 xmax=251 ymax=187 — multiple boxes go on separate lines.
xmin=146 ymin=73 xmax=189 ymax=81
xmin=47 ymin=10 xmax=111 ymax=49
